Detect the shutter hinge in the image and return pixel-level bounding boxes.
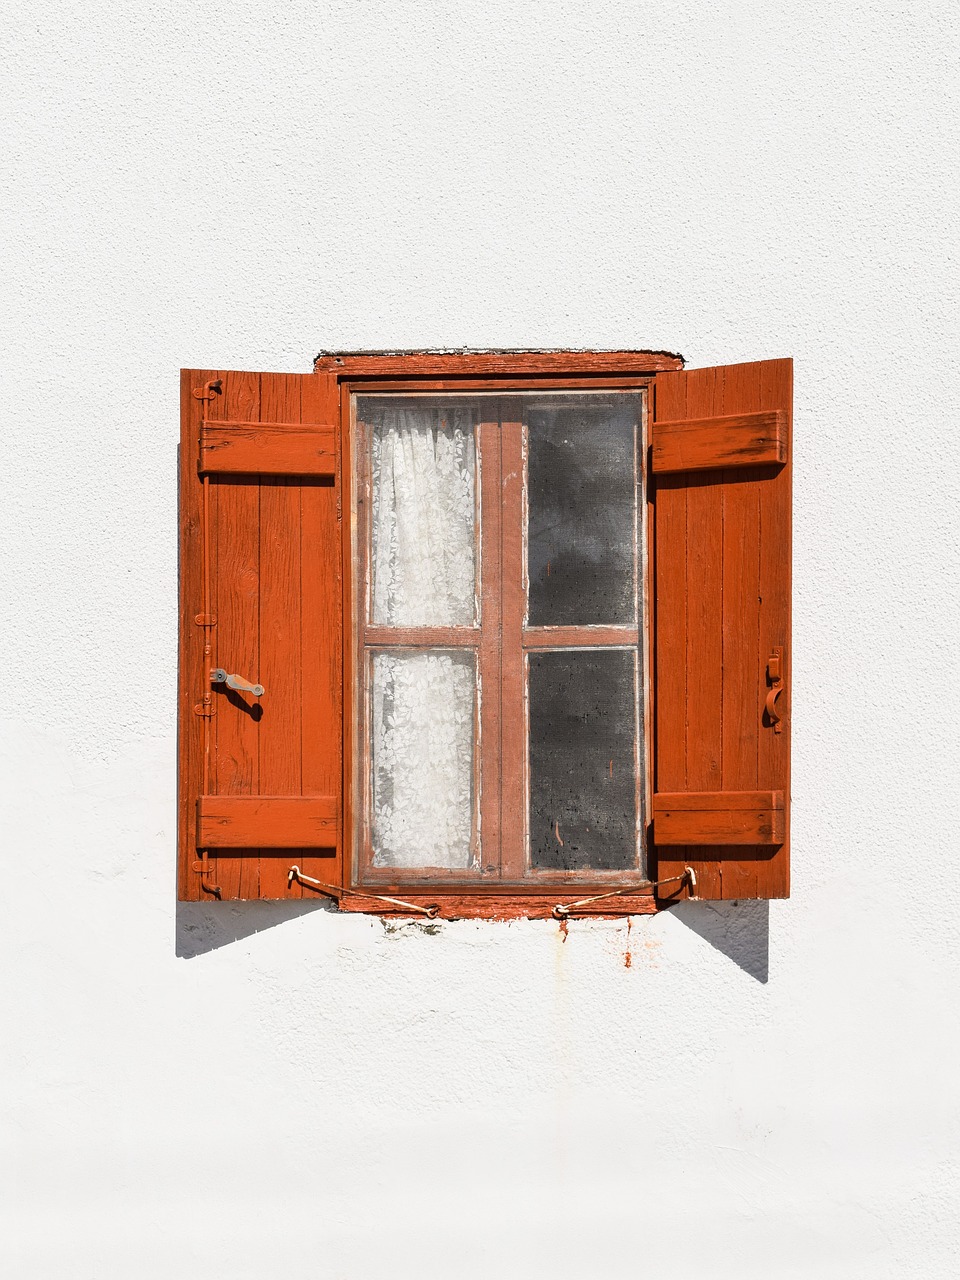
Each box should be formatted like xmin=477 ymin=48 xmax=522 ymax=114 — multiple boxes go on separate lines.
xmin=193 ymin=379 xmax=223 ymax=402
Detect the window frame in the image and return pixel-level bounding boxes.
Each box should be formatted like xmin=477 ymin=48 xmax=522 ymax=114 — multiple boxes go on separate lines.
xmin=330 ymin=352 xmax=682 ymax=919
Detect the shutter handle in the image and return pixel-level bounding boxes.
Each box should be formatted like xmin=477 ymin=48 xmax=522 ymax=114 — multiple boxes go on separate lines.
xmin=765 ymin=648 xmax=783 ymax=733
xmin=211 ymin=668 xmax=264 ymax=698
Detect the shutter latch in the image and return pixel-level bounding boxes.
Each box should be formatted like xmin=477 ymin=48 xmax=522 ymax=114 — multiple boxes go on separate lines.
xmin=211 ymin=668 xmax=264 ymax=697
xmin=765 ymin=648 xmax=784 ymax=733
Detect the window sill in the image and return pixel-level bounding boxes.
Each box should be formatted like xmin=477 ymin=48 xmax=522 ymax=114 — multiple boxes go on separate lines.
xmin=334 ymin=890 xmax=659 ymax=921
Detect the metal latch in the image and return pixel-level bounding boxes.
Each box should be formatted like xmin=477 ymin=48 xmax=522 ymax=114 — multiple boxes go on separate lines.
xmin=211 ymin=669 xmax=264 ymax=697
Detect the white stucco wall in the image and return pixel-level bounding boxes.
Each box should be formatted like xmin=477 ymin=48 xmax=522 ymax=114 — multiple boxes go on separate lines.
xmin=3 ymin=2 xmax=959 ymax=1276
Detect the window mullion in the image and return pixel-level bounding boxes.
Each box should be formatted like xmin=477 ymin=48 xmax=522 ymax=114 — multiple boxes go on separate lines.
xmin=499 ymin=406 xmax=527 ymax=881
xmin=477 ymin=412 xmax=502 ymax=877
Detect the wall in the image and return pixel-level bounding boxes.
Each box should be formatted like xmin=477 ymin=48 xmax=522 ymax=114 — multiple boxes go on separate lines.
xmin=3 ymin=3 xmax=959 ymax=1276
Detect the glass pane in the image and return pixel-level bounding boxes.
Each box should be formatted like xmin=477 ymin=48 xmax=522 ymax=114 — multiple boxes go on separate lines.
xmin=372 ymin=650 xmax=477 ymax=868
xmin=528 ymin=649 xmax=637 ymax=871
xmin=367 ymin=401 xmax=477 ymax=626
xmin=527 ymin=398 xmax=639 ymax=626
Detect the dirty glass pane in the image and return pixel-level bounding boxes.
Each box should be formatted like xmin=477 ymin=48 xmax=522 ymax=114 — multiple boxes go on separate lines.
xmin=528 ymin=649 xmax=637 ymax=871
xmin=365 ymin=400 xmax=478 ymax=626
xmin=371 ymin=650 xmax=476 ymax=869
xmin=527 ymin=397 xmax=639 ymax=626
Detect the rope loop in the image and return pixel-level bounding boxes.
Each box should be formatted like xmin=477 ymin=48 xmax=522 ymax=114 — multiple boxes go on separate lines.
xmin=287 ymin=866 xmax=441 ymax=919
xmin=552 ymin=866 xmax=697 ymax=919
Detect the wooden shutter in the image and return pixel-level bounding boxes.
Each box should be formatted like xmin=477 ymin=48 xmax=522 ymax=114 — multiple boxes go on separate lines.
xmin=651 ymin=358 xmax=791 ymax=901
xmin=178 ymin=369 xmax=342 ymax=900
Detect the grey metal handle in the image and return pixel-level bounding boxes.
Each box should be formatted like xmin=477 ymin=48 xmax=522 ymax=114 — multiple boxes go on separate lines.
xmin=211 ymin=668 xmax=264 ymax=697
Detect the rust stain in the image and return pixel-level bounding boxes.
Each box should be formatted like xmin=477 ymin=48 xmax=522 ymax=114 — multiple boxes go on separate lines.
xmin=624 ymin=916 xmax=633 ymax=968
xmin=558 ymin=916 xmax=569 ymax=943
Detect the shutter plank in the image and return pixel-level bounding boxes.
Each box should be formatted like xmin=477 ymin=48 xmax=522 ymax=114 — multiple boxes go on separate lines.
xmin=178 ymin=369 xmax=218 ymax=900
xmin=297 ymin=372 xmax=343 ymax=890
xmin=198 ymin=796 xmax=337 ymax=847
xmin=200 ymin=421 xmax=336 ymax=476
xmin=758 ymin=359 xmax=792 ymax=896
xmin=654 ymin=792 xmax=785 ymax=844
xmin=213 ymin=371 xmax=262 ymax=899
xmin=652 ymin=410 xmax=785 ymax=473
xmin=257 ymin=375 xmax=304 ymax=896
xmin=685 ymin=376 xmax=725 ymax=898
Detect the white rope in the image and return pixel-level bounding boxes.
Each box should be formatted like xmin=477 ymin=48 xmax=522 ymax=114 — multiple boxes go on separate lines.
xmin=552 ymin=866 xmax=697 ymax=918
xmin=287 ymin=866 xmax=440 ymax=919
xmin=289 ymin=865 xmax=697 ymax=922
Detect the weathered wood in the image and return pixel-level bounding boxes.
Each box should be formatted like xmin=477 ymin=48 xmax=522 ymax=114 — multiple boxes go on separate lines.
xmin=178 ymin=370 xmax=219 ymax=900
xmin=200 ymin=421 xmax=335 ymax=476
xmin=653 ymin=358 xmax=792 ymax=902
xmin=654 ymin=791 xmax=785 ymax=845
xmin=333 ymin=892 xmax=658 ymax=919
xmin=256 ymin=377 xmax=303 ymax=895
xmin=499 ymin=411 xmax=527 ymax=881
xmin=297 ymin=371 xmax=344 ymax=893
xmin=315 ymin=350 xmax=684 ymax=376
xmin=652 ymin=410 xmax=786 ymax=473
xmin=179 ymin=369 xmax=344 ymax=901
xmin=212 ymin=372 xmax=261 ymax=899
xmin=522 ymin=625 xmax=639 ymax=648
xmin=477 ymin=414 xmax=503 ymax=877
xmin=198 ymin=796 xmax=338 ymax=847
xmin=363 ymin=625 xmax=479 ymax=648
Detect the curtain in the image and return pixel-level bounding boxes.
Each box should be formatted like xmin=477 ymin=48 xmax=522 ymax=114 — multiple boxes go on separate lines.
xmin=369 ymin=405 xmax=478 ymax=868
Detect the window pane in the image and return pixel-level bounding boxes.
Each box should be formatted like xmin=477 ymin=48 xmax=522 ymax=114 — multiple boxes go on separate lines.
xmin=526 ymin=399 xmax=639 ymax=626
xmin=528 ymin=649 xmax=637 ymax=871
xmin=368 ymin=403 xmax=477 ymax=626
xmin=372 ymin=650 xmax=477 ymax=868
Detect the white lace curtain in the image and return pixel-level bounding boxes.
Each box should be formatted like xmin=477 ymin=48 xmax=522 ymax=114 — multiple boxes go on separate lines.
xmin=369 ymin=405 xmax=478 ymax=869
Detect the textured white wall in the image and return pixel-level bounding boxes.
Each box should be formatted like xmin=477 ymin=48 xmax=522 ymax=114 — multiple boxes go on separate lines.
xmin=3 ymin=2 xmax=959 ymax=1276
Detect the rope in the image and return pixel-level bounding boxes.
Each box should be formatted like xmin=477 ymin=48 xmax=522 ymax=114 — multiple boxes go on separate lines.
xmin=552 ymin=866 xmax=697 ymax=918
xmin=287 ymin=866 xmax=440 ymax=919
xmin=289 ymin=865 xmax=696 ymax=921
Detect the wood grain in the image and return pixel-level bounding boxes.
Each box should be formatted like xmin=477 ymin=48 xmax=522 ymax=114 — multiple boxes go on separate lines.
xmin=198 ymin=796 xmax=338 ymax=847
xmin=179 ymin=369 xmax=344 ymax=900
xmin=652 ymin=410 xmax=786 ymax=473
xmin=200 ymin=421 xmax=336 ymax=476
xmin=652 ymin=358 xmax=792 ymax=902
xmin=212 ymin=371 xmax=261 ymax=899
xmin=298 ymin=372 xmax=344 ymax=893
xmin=333 ymin=892 xmax=658 ymax=919
xmin=257 ymin=376 xmax=303 ymax=895
xmin=178 ymin=370 xmax=217 ymax=900
xmin=315 ymin=350 xmax=684 ymax=377
xmin=653 ymin=791 xmax=785 ymax=845
xmin=499 ymin=410 xmax=527 ymax=880
xmin=522 ymin=625 xmax=639 ymax=648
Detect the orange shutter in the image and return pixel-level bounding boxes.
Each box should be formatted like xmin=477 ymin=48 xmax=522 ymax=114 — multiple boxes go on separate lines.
xmin=178 ymin=369 xmax=342 ymax=900
xmin=651 ymin=359 xmax=791 ymax=901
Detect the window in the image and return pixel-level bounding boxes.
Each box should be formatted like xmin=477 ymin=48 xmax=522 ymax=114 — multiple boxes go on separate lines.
xmin=179 ymin=351 xmax=791 ymax=917
xmin=355 ymin=390 xmax=647 ymax=888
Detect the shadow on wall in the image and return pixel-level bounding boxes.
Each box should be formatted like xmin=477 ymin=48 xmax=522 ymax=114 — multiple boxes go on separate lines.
xmin=178 ymin=896 xmax=769 ymax=981
xmin=669 ymin=899 xmax=770 ymax=983
xmin=176 ymin=899 xmax=335 ymax=958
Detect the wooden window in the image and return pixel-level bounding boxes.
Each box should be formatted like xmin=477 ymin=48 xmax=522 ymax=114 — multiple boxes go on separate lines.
xmin=179 ymin=352 xmax=791 ymax=916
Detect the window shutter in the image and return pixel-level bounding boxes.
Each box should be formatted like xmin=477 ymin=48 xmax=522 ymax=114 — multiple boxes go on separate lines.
xmin=651 ymin=359 xmax=791 ymax=902
xmin=178 ymin=369 xmax=342 ymax=900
